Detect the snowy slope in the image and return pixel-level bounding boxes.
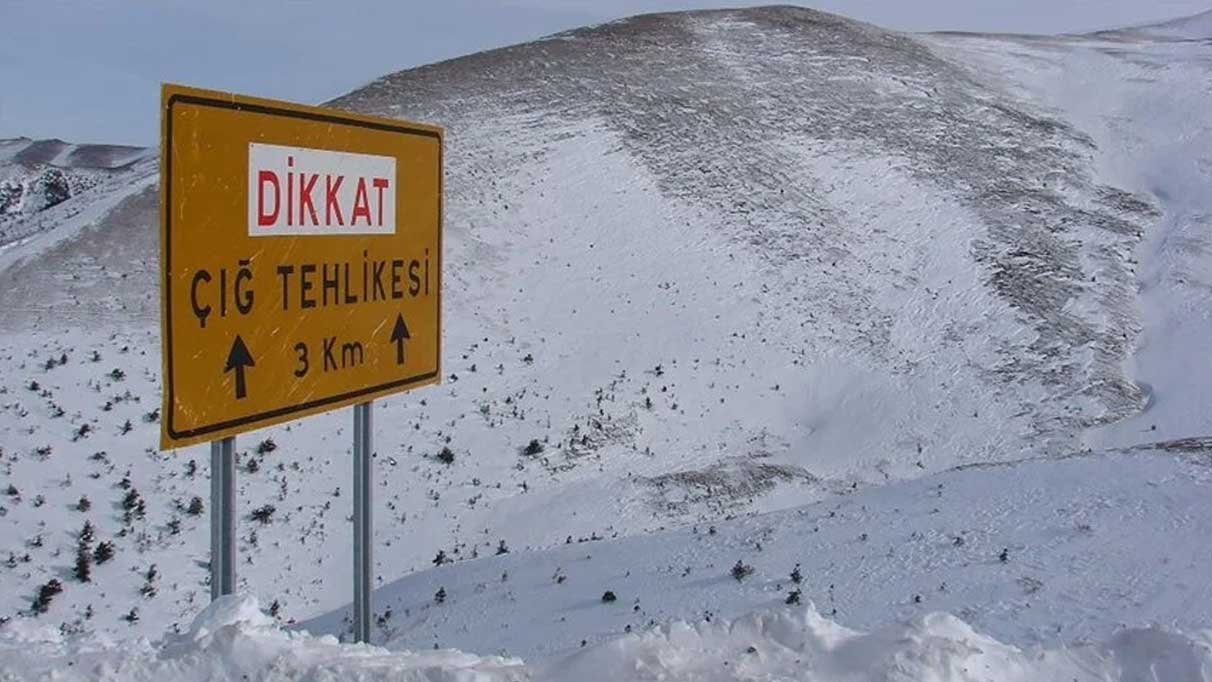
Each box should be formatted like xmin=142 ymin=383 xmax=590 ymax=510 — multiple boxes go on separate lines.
xmin=300 ymin=447 xmax=1212 ymax=657
xmin=922 ymin=27 xmax=1212 ymax=451
xmin=0 ymin=6 xmax=1209 ymax=679
xmin=1092 ymin=10 xmax=1212 ymax=40
xmin=0 ymin=137 xmax=156 ymax=276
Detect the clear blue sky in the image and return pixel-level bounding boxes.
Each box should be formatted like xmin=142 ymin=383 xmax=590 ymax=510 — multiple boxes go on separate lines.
xmin=1 ymin=0 xmax=1205 ymax=146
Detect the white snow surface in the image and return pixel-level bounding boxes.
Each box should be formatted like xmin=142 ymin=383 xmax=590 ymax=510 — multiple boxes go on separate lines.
xmin=2 ymin=593 xmax=1210 ymax=681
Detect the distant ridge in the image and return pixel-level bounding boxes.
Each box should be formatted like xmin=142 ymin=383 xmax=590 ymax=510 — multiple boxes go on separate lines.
xmin=0 ymin=136 xmax=151 ymax=170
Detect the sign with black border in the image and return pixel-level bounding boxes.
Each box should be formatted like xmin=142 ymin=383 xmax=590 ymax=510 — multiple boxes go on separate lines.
xmin=159 ymin=83 xmax=442 ymax=448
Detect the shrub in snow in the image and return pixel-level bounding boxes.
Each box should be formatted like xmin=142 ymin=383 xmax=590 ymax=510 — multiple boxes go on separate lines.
xmin=434 ymin=587 xmax=447 ymax=605
xmin=786 ymin=589 xmax=801 ymax=605
xmin=94 ymin=541 xmax=115 ymax=564
xmin=433 ymin=550 xmax=449 ymax=566
xmin=76 ymin=495 xmax=91 ymax=512
xmin=141 ymin=564 xmax=159 ymax=598
xmin=30 ymin=579 xmax=63 ymax=615
xmin=74 ymin=545 xmax=92 ymax=583
xmin=186 ymin=496 xmax=204 ymax=516
xmin=121 ymin=488 xmax=141 ymax=512
xmin=437 ymin=447 xmax=455 ymax=464
xmin=255 ymin=438 xmax=277 ymax=455
xmin=523 ymin=439 xmax=544 ymax=456
xmin=601 ymin=590 xmax=618 ymax=603
xmin=790 ymin=563 xmax=802 ymax=585
xmin=250 ymin=505 xmax=276 ymax=524
xmin=731 ymin=560 xmax=755 ymax=582
xmin=496 ymin=540 xmax=510 ymax=555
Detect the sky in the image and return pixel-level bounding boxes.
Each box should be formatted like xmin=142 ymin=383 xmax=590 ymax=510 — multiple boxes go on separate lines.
xmin=1 ymin=0 xmax=1207 ymax=146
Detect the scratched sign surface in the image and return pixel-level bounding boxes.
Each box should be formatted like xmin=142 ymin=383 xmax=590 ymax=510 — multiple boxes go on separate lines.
xmin=159 ymin=84 xmax=442 ymax=448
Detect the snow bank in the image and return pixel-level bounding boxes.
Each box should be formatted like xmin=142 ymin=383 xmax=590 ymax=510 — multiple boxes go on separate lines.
xmin=3 ymin=596 xmax=1209 ymax=682
xmin=0 ymin=595 xmax=528 ymax=682
xmin=542 ymin=605 xmax=1212 ymax=682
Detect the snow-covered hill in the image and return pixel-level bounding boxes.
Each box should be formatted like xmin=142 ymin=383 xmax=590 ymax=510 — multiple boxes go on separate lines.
xmin=1 ymin=5 xmax=1211 ymax=681
xmin=1092 ymin=9 xmax=1212 ymax=40
xmin=0 ymin=137 xmax=156 ymax=284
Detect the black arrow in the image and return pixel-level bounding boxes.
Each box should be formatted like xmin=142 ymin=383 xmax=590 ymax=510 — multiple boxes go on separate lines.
xmin=224 ymin=335 xmax=255 ymax=400
xmin=390 ymin=314 xmax=411 ymax=365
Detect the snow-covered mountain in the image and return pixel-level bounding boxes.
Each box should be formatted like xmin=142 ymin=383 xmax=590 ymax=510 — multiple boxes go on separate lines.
xmin=0 ymin=138 xmax=155 ymax=249
xmin=2 ymin=5 xmax=1211 ymax=681
xmin=1093 ymin=9 xmax=1212 ymax=40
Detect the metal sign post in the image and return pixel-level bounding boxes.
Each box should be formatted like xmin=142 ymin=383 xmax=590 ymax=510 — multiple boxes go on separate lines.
xmin=159 ymin=83 xmax=441 ymax=629
xmin=352 ymin=401 xmax=373 ymax=642
xmin=210 ymin=436 xmax=236 ymax=599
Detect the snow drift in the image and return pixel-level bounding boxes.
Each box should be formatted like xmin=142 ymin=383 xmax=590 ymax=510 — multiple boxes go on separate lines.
xmin=0 ymin=595 xmax=528 ymax=682
xmin=2 ymin=595 xmax=1209 ymax=682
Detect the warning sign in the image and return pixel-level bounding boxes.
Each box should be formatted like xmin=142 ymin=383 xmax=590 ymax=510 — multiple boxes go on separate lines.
xmin=159 ymin=83 xmax=442 ymax=448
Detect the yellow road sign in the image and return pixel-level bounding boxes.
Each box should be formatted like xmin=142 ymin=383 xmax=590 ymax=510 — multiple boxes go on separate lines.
xmin=159 ymin=84 xmax=442 ymax=448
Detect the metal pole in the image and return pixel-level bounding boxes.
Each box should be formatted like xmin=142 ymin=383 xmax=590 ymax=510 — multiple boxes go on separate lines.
xmin=210 ymin=436 xmax=236 ymax=600
xmin=352 ymin=401 xmax=373 ymax=642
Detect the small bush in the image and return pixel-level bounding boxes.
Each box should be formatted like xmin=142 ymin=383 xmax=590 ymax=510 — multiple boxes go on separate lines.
xmin=731 ymin=560 xmax=754 ymax=582
xmin=31 ymin=579 xmax=63 ymax=614
xmin=122 ymin=488 xmax=142 ymax=512
xmin=75 ymin=546 xmax=92 ymax=583
xmin=523 ymin=439 xmax=544 ymax=456
xmin=785 ymin=589 xmax=801 ymax=605
xmin=251 ymin=504 xmax=276 ymax=524
xmin=94 ymin=541 xmax=115 ymax=564
xmin=76 ymin=496 xmax=91 ymax=512
xmin=140 ymin=564 xmax=158 ymax=598
xmin=186 ymin=496 xmax=204 ymax=516
xmin=434 ymin=587 xmax=447 ymax=605
xmin=256 ymin=438 xmax=277 ymax=455
xmin=601 ymin=590 xmax=617 ymax=603
xmin=436 ymin=447 xmax=455 ymax=465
